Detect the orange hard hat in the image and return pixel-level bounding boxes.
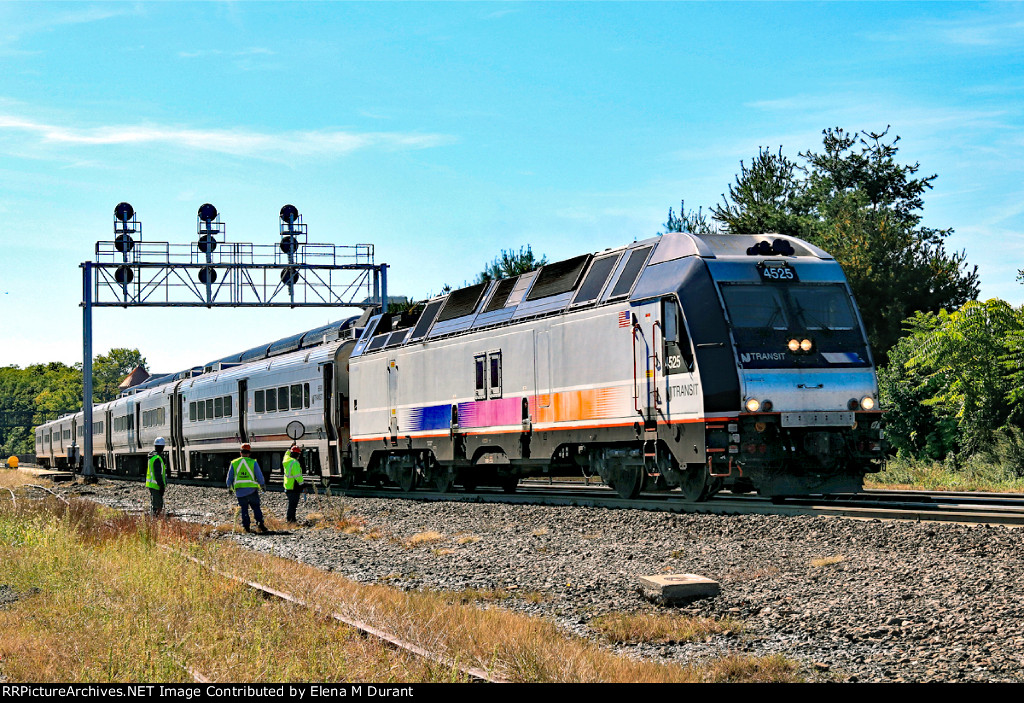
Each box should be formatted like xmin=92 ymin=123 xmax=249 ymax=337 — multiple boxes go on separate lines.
xmin=240 ymin=443 xmax=251 ymax=452
xmin=289 ymin=445 xmax=301 ymax=454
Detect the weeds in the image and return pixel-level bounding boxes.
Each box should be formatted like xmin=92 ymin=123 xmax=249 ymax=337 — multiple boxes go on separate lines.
xmin=809 ymin=556 xmax=846 ymax=568
xmin=590 ymin=611 xmax=743 ymax=644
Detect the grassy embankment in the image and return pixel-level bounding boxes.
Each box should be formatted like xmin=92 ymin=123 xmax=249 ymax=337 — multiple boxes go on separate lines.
xmin=866 ymin=454 xmax=1024 ymax=493
xmin=0 ymin=471 xmax=801 ymax=683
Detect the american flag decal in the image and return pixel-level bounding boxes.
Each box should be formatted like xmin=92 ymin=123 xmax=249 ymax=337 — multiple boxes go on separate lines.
xmin=618 ymin=311 xmax=631 ymax=328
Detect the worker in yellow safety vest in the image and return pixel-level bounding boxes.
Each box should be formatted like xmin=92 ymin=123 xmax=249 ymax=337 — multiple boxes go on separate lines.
xmin=226 ymin=443 xmax=267 ymax=533
xmin=146 ymin=437 xmax=169 ymax=516
xmin=283 ymin=445 xmax=305 ymax=525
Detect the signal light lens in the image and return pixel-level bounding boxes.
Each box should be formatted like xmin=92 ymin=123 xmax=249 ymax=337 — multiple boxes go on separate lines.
xmin=800 ymin=338 xmax=813 ymax=352
xmin=861 ymin=396 xmax=875 ymax=411
xmin=761 ymin=399 xmax=773 ymax=412
xmin=848 ymin=398 xmax=860 ymax=411
xmin=280 ymin=204 xmax=299 ymax=224
xmin=198 ymin=203 xmax=218 ymax=222
xmin=114 ymin=202 xmax=134 ymax=222
xmin=788 ymin=338 xmax=800 ymax=352
xmin=744 ymin=398 xmax=760 ymax=413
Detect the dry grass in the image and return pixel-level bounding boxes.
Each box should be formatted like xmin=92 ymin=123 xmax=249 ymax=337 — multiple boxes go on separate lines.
xmin=0 ymin=498 xmax=455 ymax=683
xmin=531 ymin=527 xmax=549 ymax=536
xmin=590 ymin=611 xmax=744 ymax=645
xmin=456 ymin=535 xmax=481 ymax=545
xmin=406 ymin=530 xmax=444 ymax=546
xmin=0 ymin=486 xmax=804 ymax=683
xmin=809 ymin=555 xmax=846 ymax=568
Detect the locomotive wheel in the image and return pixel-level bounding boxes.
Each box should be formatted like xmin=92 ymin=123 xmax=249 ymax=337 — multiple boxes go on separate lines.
xmin=432 ymin=467 xmax=456 ymax=493
xmin=500 ymin=476 xmax=519 ymax=493
xmin=397 ymin=465 xmax=418 ymax=492
xmin=681 ymin=464 xmax=713 ymax=502
xmin=612 ymin=465 xmax=644 ymax=499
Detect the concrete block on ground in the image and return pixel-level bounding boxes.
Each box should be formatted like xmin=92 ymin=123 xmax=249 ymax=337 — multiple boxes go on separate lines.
xmin=637 ymin=573 xmax=720 ymax=603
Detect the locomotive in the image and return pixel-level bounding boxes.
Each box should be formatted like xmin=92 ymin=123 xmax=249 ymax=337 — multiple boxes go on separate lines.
xmin=36 ymin=231 xmax=884 ymax=500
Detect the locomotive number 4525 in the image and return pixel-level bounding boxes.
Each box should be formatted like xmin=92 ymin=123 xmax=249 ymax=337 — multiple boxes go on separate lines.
xmin=758 ymin=262 xmax=798 ymax=282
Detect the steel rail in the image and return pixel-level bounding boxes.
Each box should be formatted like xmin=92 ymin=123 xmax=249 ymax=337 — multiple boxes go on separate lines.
xmin=83 ymin=470 xmax=1024 ymax=525
xmin=336 ymin=483 xmax=1024 ymax=526
xmin=160 ymin=546 xmax=506 ymax=684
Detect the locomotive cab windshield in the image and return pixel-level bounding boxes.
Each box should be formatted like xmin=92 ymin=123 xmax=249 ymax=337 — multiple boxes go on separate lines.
xmin=720 ymin=282 xmax=871 ymax=369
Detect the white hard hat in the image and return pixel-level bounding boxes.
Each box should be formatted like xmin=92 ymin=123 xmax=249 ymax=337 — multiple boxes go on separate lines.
xmin=154 ymin=437 xmax=166 ymax=446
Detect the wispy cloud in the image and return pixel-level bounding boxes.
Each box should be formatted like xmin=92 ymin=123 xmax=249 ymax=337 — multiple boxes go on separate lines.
xmin=0 ymin=114 xmax=455 ymax=160
xmin=178 ymin=47 xmax=276 ymax=59
xmin=868 ymin=11 xmax=1024 ymax=48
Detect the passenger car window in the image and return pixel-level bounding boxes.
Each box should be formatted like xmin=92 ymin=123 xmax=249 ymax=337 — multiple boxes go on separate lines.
xmin=255 ymin=390 xmax=265 ymax=413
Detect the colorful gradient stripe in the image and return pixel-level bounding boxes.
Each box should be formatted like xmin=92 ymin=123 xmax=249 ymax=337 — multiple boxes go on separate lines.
xmin=402 ymin=386 xmax=632 ymax=432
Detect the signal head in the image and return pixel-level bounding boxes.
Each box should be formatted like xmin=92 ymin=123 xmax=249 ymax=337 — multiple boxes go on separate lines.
xmin=198 ymin=203 xmax=218 ymax=223
xmin=114 ymin=202 xmax=134 ymax=222
xmin=280 ymin=204 xmax=299 ymax=224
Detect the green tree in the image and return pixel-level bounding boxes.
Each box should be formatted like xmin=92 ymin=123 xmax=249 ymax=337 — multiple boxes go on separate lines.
xmin=711 ymin=147 xmax=805 ymax=236
xmin=92 ymin=348 xmax=146 ymax=403
xmin=474 ymin=246 xmax=547 ymax=284
xmin=882 ymin=300 xmax=1024 ymax=459
xmin=662 ymin=200 xmax=717 ymax=235
xmin=707 ymin=128 xmax=979 ymax=363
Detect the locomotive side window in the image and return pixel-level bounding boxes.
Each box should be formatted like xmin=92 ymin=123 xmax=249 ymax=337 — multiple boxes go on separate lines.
xmin=255 ymin=390 xmax=265 ymax=413
xmin=488 ymin=351 xmax=502 ymax=399
xmin=290 ymin=384 xmax=302 ymax=410
xmin=189 ymin=402 xmax=197 ymax=421
xmin=474 ymin=355 xmax=486 ymax=400
xmin=662 ymin=298 xmax=694 ymax=374
xmin=197 ymin=401 xmax=206 ymax=421
xmin=304 ymin=383 xmax=310 ymax=408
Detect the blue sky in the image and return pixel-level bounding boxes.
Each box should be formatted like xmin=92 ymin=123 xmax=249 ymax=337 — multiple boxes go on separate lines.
xmin=1 ymin=2 xmax=1022 ymax=373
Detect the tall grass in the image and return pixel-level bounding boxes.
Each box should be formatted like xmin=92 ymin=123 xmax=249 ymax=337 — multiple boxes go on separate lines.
xmin=0 ymin=488 xmax=803 ymax=683
xmin=868 ymin=452 xmax=1024 ymax=493
xmin=0 ymin=497 xmax=459 ymax=682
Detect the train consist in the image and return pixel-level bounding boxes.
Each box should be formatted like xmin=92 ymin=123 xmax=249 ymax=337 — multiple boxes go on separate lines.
xmin=36 ymin=231 xmax=884 ymax=500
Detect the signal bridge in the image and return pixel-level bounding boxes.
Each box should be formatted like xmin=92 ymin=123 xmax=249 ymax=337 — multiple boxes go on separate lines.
xmin=79 ymin=202 xmax=389 ymax=480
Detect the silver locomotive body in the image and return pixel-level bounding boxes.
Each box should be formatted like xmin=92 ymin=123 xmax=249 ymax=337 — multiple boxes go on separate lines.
xmin=348 ymin=232 xmax=883 ymax=498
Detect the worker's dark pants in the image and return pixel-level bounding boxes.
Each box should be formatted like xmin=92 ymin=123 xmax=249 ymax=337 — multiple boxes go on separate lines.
xmin=285 ymin=487 xmax=303 ymax=523
xmin=236 ymin=491 xmax=264 ymax=530
xmin=149 ymin=488 xmax=164 ymax=517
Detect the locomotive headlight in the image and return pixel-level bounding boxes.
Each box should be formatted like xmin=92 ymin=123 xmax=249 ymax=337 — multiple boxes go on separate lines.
xmin=745 ymin=398 xmax=761 ymax=413
xmin=861 ymin=396 xmax=876 ymax=411
xmin=788 ymin=338 xmax=800 ymax=352
xmin=800 ymin=338 xmax=813 ymax=352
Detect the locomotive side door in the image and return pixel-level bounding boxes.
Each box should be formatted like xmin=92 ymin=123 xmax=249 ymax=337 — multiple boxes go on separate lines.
xmin=658 ymin=296 xmax=697 ymax=420
xmin=387 ymin=358 xmax=399 ymax=439
xmin=631 ymin=310 xmax=656 ymax=427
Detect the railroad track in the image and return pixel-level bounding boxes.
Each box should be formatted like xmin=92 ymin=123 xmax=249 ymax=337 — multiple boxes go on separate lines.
xmin=336 ymin=482 xmax=1024 ymax=526
xmin=67 ymin=470 xmax=1024 ymax=525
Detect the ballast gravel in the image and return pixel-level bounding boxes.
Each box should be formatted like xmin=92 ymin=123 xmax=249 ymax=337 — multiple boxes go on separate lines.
xmin=69 ymin=480 xmax=1024 ymax=683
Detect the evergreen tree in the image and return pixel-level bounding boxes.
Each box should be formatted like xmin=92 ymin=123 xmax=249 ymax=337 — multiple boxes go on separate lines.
xmin=705 ymin=128 xmax=978 ymax=363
